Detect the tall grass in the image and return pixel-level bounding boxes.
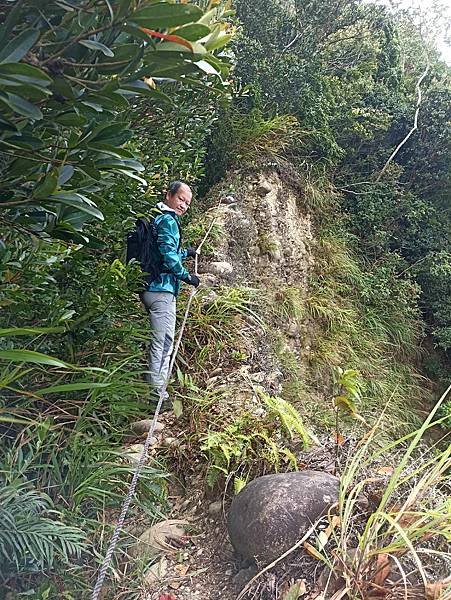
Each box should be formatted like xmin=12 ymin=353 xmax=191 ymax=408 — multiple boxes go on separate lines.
xmin=315 ymin=386 xmax=451 ymax=600
xmin=303 ymin=231 xmax=427 ymax=431
xmin=0 ymin=353 xmax=167 ymax=596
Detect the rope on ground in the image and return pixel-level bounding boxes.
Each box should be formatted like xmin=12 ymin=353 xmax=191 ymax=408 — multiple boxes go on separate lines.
xmin=91 ymin=201 xmax=221 ymax=600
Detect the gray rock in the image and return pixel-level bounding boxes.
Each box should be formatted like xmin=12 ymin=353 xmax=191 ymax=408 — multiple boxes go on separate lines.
xmin=208 ymin=500 xmax=223 ymax=516
xmin=256 ymin=180 xmax=272 ymax=196
xmin=286 ymin=322 xmax=299 ymax=338
xmin=163 ymin=436 xmax=180 ymax=448
xmin=227 ymin=471 xmax=339 ymax=563
xmin=131 ymin=419 xmax=165 ymax=435
xmin=204 ymin=261 xmax=233 ymax=276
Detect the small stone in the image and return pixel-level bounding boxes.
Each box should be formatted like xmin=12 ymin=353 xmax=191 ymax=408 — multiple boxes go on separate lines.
xmin=169 ymin=580 xmax=181 ymax=590
xmin=224 ymin=195 xmax=236 ymax=204
xmin=163 ymin=437 xmax=180 ymax=448
xmin=201 ymin=290 xmax=218 ymax=303
xmin=201 ymin=274 xmax=218 ymax=288
xmin=287 ymin=323 xmax=299 ymax=338
xmin=253 ymin=407 xmax=266 ymax=418
xmin=250 ymin=371 xmax=265 ymax=383
xmin=208 ymin=500 xmax=223 ymax=516
xmin=131 ymin=419 xmax=165 ymax=435
xmin=256 ymin=180 xmax=272 ymax=196
xmin=233 ymin=565 xmax=257 ymax=587
xmin=124 ymin=443 xmax=147 ymax=464
xmin=269 ymin=247 xmax=282 ymax=261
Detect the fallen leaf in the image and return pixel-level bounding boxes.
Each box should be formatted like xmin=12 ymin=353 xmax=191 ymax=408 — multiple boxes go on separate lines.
xmin=334 ymin=432 xmax=345 ymax=446
xmin=372 ymin=553 xmax=391 ymax=589
xmin=145 ymin=556 xmax=168 ymax=585
xmin=135 ymin=519 xmax=189 ymax=558
xmin=317 ymin=516 xmax=341 ymax=551
xmin=376 ymin=466 xmax=394 ymax=476
xmin=174 ymin=563 xmax=189 ymax=576
xmin=425 ymin=581 xmax=451 ymax=599
xmin=169 ymin=580 xmax=181 ymax=590
xmin=282 ymin=579 xmax=307 ymax=599
xmin=172 ymin=399 xmax=183 ymax=418
xmin=303 ymin=542 xmax=324 ymax=561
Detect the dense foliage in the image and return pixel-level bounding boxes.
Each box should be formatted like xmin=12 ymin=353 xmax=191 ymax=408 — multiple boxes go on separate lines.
xmin=0 ymin=0 xmax=233 ymax=596
xmin=207 ymin=0 xmax=450 ymax=362
xmin=0 ymin=0 xmax=450 ymax=597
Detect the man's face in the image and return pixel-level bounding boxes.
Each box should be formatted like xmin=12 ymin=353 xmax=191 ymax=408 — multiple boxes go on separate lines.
xmin=165 ymin=184 xmax=192 ymax=216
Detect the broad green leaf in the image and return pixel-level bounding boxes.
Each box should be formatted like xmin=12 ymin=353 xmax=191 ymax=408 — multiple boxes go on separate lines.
xmin=79 ymin=39 xmax=114 ymax=57
xmin=55 ymin=112 xmax=88 ymax=126
xmin=116 ymin=169 xmax=148 ymax=186
xmin=4 ymin=132 xmax=43 ymax=149
xmin=173 ymin=399 xmax=183 ymax=418
xmin=80 ymin=121 xmax=131 ymax=145
xmin=48 ymin=193 xmax=104 ymax=221
xmin=205 ymin=31 xmax=233 ymax=52
xmin=52 ymin=77 xmax=77 ymax=100
xmin=87 ymin=142 xmax=134 ymax=158
xmin=129 ymin=3 xmax=203 ymax=28
xmin=172 ymin=23 xmax=211 ymax=41
xmin=0 ymin=29 xmax=40 ymax=64
xmin=1 ymin=92 xmax=42 ymax=119
xmin=120 ymin=80 xmax=173 ymax=104
xmin=37 ymin=382 xmax=112 ymax=394
xmin=0 ymin=62 xmax=52 ymax=86
xmin=0 ymin=326 xmax=65 ymax=336
xmin=88 ymin=92 xmax=129 ymax=110
xmin=0 ymin=349 xmax=73 ymax=368
xmin=333 ymin=395 xmax=356 ymax=415
xmin=58 ymin=165 xmax=75 ymax=185
xmin=195 ymin=59 xmax=219 ymax=75
xmin=33 ymin=172 xmax=58 ymax=199
xmin=95 ymin=157 xmax=145 ymax=171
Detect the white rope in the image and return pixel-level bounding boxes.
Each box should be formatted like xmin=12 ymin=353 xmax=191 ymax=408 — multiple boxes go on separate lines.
xmin=91 ymin=204 xmax=220 ymax=600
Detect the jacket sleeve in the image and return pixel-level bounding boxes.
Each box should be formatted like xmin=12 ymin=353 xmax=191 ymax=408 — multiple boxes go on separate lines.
xmin=156 ymin=215 xmax=189 ymax=280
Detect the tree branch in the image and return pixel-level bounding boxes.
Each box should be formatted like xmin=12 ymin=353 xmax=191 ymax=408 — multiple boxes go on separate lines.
xmin=375 ymin=62 xmax=430 ymax=182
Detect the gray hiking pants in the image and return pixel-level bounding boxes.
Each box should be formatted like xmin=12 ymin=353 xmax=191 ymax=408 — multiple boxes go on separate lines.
xmin=141 ymin=291 xmax=176 ymax=400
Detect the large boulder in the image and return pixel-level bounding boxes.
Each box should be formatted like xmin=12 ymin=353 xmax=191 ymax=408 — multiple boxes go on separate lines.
xmin=227 ymin=470 xmax=339 ymax=563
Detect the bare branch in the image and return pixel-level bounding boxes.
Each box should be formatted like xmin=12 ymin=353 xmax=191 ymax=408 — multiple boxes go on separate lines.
xmin=375 ymin=62 xmax=430 ymax=182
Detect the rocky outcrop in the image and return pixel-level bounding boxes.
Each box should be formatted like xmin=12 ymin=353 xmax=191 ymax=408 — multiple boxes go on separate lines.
xmin=227 ymin=471 xmax=339 ymax=564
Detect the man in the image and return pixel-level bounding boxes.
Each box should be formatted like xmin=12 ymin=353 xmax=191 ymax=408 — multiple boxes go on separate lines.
xmin=140 ymin=181 xmax=200 ymax=409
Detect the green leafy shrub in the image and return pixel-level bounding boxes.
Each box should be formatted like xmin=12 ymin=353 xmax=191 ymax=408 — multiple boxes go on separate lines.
xmin=199 ymin=393 xmax=308 ymax=489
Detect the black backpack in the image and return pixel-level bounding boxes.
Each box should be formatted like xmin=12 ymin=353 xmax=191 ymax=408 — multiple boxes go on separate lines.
xmin=126 ymin=210 xmax=181 ymax=286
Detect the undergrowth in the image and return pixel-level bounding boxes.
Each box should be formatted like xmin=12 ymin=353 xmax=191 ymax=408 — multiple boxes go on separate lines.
xmin=309 ymin=386 xmax=451 ymax=600
xmin=264 ymin=224 xmax=428 ymax=434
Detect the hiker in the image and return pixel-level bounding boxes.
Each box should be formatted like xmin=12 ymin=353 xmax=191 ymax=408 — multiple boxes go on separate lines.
xmin=140 ymin=181 xmax=200 ymax=408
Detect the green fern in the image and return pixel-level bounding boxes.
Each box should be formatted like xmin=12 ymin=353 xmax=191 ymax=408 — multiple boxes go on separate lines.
xmin=262 ymin=393 xmax=310 ymax=447
xmin=0 ymin=481 xmax=86 ymax=572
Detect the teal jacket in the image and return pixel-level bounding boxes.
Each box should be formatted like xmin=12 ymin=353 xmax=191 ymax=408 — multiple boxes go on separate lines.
xmin=147 ymin=209 xmax=189 ymax=297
